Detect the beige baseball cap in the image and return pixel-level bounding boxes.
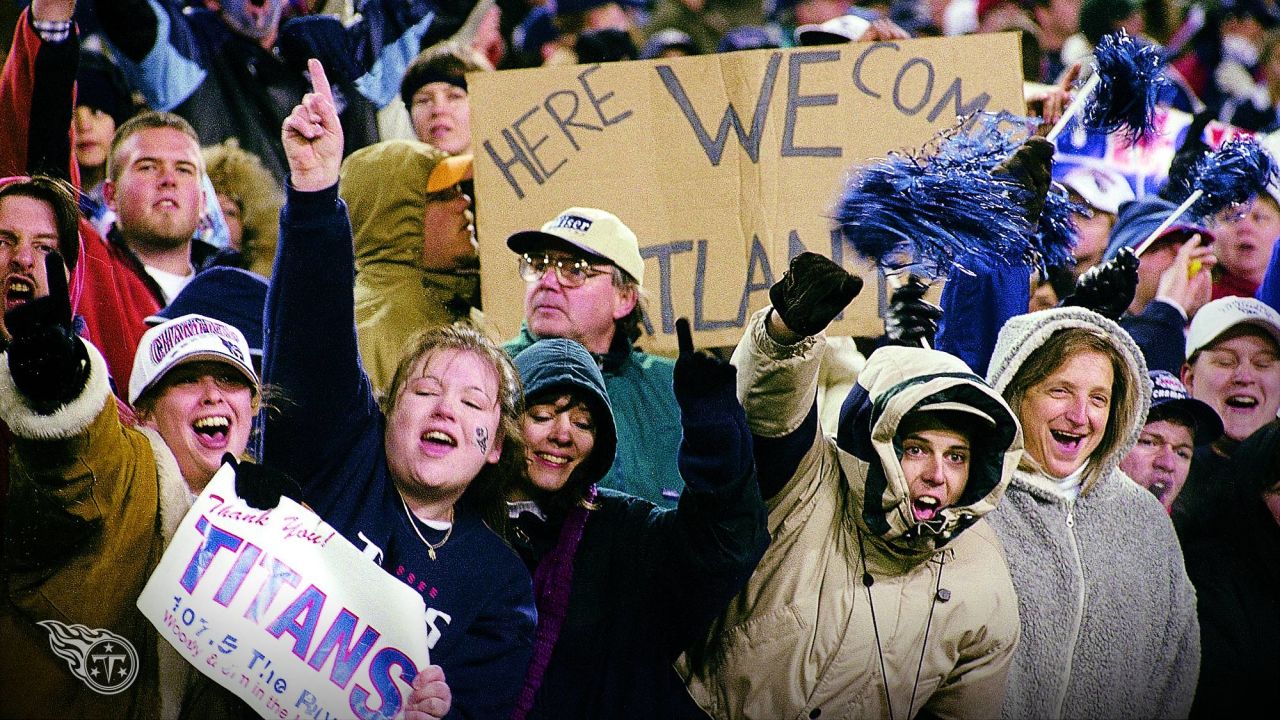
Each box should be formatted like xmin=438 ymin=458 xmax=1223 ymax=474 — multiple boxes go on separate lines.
xmin=506 ymin=207 xmax=645 ymax=285
xmin=129 ymin=314 xmax=259 ymax=406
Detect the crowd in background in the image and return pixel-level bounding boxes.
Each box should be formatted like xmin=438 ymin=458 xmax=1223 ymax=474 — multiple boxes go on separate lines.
xmin=1 ymin=0 xmax=1280 ymax=718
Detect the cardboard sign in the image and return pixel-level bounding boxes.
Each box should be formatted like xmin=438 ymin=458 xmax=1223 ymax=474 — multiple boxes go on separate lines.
xmin=137 ymin=467 xmax=428 ymax=720
xmin=471 ymin=34 xmax=1026 ymax=350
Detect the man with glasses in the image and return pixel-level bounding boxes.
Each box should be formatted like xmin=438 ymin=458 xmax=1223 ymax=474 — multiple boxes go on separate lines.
xmin=505 ymin=207 xmax=686 ymax=507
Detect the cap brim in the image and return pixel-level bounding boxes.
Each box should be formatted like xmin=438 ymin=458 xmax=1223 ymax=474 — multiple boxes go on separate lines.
xmin=796 ymin=29 xmax=854 ymax=45
xmin=133 ymin=350 xmax=259 ymax=406
xmin=506 ymin=229 xmax=612 ymax=264
xmin=1160 ymin=225 xmax=1215 ymax=246
xmin=913 ymin=400 xmax=998 ymax=427
xmin=1151 ymin=398 xmax=1224 ymax=446
xmin=427 ymin=154 xmax=474 ymax=193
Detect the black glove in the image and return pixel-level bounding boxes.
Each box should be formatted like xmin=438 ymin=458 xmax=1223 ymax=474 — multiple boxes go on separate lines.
xmin=672 ymin=318 xmax=736 ymax=416
xmin=4 ymin=252 xmax=89 ymax=414
xmin=993 ymin=136 xmax=1054 ymax=228
xmin=1159 ymin=111 xmax=1213 ymax=203
xmin=884 ymin=276 xmax=942 ymax=347
xmin=768 ymin=252 xmax=864 ymax=337
xmin=1059 ymin=247 xmax=1139 ymax=320
xmin=224 ymin=453 xmax=304 ymax=511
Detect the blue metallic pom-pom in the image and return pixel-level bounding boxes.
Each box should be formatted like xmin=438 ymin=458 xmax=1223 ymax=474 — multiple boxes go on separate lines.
xmin=1084 ymin=30 xmax=1168 ymax=143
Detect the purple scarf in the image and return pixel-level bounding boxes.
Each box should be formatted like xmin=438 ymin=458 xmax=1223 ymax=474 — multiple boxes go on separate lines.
xmin=510 ymin=485 xmax=597 ymax=719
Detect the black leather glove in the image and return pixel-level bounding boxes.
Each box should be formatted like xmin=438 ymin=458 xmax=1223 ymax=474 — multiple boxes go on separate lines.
xmin=4 ymin=252 xmax=89 ymax=414
xmin=885 ymin=276 xmax=942 ymax=347
xmin=672 ymin=318 xmax=736 ymax=416
xmin=224 ymin=453 xmax=305 ymax=511
xmin=768 ymin=252 xmax=864 ymax=337
xmin=993 ymin=137 xmax=1054 ymax=228
xmin=1159 ymin=111 xmax=1213 ymax=203
xmin=1059 ymin=247 xmax=1140 ymax=320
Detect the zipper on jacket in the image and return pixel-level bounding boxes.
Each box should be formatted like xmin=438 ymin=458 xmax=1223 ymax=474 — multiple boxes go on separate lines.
xmin=1053 ymin=500 xmax=1086 ymax=717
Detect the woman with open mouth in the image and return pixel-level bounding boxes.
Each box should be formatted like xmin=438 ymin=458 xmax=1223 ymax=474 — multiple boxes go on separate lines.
xmin=0 ymin=256 xmax=258 ymax=719
xmin=985 ymin=307 xmax=1200 ymax=719
xmin=255 ymin=60 xmax=535 ymax=720
xmin=503 ymin=325 xmax=767 ymax=719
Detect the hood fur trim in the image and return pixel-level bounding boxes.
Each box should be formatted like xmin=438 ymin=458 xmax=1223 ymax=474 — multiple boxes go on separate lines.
xmin=0 ymin=339 xmax=110 ymax=439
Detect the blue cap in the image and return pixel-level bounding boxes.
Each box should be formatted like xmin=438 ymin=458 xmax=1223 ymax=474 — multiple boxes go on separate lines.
xmin=1103 ymin=197 xmax=1214 ymax=262
xmin=717 ymin=25 xmax=781 ymax=53
xmin=147 ymin=267 xmax=267 ymax=356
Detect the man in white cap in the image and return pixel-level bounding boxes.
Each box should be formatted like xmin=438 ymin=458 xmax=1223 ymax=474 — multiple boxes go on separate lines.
xmin=1060 ymin=165 xmax=1136 ymax=275
xmin=505 ymin=207 xmax=685 ymax=508
xmin=0 ymin=250 xmax=256 ymax=717
xmin=1172 ymin=296 xmax=1280 ymax=537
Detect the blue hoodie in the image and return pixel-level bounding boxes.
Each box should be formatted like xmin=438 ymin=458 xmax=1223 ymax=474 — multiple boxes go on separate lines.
xmin=507 ymin=337 xmax=769 ymax=719
xmin=262 ymin=185 xmax=535 ymax=720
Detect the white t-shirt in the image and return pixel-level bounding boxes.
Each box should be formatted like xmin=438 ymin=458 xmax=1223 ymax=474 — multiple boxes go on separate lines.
xmin=145 ymin=265 xmax=194 ymax=305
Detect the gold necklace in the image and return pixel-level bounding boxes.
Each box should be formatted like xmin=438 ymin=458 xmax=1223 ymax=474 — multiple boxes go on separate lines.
xmin=399 ymin=493 xmax=454 ymax=561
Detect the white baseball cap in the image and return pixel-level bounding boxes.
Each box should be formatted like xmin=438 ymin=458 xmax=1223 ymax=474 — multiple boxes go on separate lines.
xmin=1060 ymin=165 xmax=1136 ymax=216
xmin=506 ymin=207 xmax=645 ymax=286
xmin=129 ymin=314 xmax=259 ymax=406
xmin=1185 ymin=296 xmax=1280 ymax=360
xmin=796 ymin=14 xmax=872 ymax=45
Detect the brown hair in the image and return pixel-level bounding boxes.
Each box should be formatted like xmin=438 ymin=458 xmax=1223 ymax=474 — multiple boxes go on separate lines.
xmin=1003 ymin=326 xmax=1133 ymax=465
xmin=382 ymin=325 xmax=526 ymax=530
xmin=0 ymin=175 xmax=81 ymax=270
xmin=107 ymin=111 xmax=202 ymax=182
xmin=399 ymin=43 xmax=490 ymax=109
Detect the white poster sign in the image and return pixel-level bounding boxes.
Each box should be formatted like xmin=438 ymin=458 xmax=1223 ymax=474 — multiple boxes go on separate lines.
xmin=138 ymin=466 xmax=428 ymax=720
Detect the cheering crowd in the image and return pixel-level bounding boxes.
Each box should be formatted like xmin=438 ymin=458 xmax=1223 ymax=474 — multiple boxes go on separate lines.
xmin=2 ymin=0 xmax=1280 ymax=718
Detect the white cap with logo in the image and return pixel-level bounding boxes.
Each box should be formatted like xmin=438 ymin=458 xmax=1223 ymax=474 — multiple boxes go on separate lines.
xmin=1185 ymin=296 xmax=1280 ymax=359
xmin=129 ymin=314 xmax=259 ymax=406
xmin=506 ymin=207 xmax=645 ymax=286
xmin=1060 ymin=165 xmax=1136 ymax=216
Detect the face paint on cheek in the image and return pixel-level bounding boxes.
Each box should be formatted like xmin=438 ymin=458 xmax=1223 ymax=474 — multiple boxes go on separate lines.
xmin=475 ymin=426 xmax=489 ymax=454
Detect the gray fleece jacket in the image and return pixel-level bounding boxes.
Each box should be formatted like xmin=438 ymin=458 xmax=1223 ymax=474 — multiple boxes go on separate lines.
xmin=986 ymin=307 xmax=1200 ymax=719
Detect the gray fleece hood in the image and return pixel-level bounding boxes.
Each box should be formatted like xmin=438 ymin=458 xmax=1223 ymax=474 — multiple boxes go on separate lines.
xmin=986 ymin=307 xmax=1153 ymax=497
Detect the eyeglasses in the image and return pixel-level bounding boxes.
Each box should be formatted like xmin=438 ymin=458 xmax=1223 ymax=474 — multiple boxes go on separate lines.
xmin=425 ymin=185 xmax=466 ymax=204
xmin=519 ymin=253 xmax=611 ymax=288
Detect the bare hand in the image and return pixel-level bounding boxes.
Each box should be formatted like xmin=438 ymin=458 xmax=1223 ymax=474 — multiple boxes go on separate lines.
xmin=1029 ymin=63 xmax=1081 ymax=135
xmin=281 ymin=58 xmax=343 ymax=192
xmin=401 ymin=665 xmax=451 ymax=720
xmin=858 ymin=19 xmax=911 ymax=41
xmin=32 ymin=0 xmax=76 ymax=22
xmin=1156 ymin=234 xmax=1217 ymax=318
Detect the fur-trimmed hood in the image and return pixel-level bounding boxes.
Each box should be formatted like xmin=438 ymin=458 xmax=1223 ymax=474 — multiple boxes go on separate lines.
xmin=986 ymin=307 xmax=1152 ymax=497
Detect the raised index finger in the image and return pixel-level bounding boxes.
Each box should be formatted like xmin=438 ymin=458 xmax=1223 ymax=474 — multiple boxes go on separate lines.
xmin=44 ymin=250 xmax=70 ymax=321
xmin=675 ymin=317 xmax=695 ymax=356
xmin=308 ymin=58 xmax=333 ymax=103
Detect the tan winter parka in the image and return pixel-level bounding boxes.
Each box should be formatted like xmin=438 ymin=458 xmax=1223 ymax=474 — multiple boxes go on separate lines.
xmin=678 ymin=308 xmax=1024 ymax=720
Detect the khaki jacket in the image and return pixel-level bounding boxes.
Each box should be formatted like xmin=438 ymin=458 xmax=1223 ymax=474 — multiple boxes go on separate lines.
xmin=678 ymin=308 xmax=1023 ymax=720
xmin=0 ymin=342 xmax=233 ymax=719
